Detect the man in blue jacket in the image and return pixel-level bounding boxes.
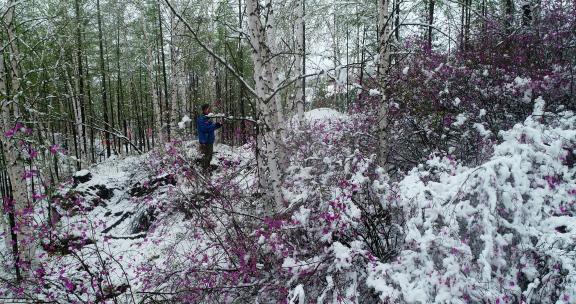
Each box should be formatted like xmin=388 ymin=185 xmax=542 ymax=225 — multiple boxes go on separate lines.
xmin=197 ymin=103 xmax=222 ymax=172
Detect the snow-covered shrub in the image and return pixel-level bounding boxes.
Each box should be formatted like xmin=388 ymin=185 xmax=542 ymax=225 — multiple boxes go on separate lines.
xmin=367 ymin=101 xmax=576 ymax=303
xmin=382 ymin=4 xmax=575 ymax=172
xmin=123 ymin=107 xmax=406 ymax=303
xmin=387 ymin=55 xmax=573 ymax=171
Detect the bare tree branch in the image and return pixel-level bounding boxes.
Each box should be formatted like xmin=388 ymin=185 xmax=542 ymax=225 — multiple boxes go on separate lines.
xmin=162 ymin=0 xmax=258 ymax=98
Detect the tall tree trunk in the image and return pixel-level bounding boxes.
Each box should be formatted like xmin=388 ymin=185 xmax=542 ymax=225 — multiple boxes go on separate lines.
xmin=1 ymin=0 xmax=32 ymax=277
xmin=134 ymin=74 xmax=144 ymax=151
xmin=428 ymin=0 xmax=435 ymax=50
xmin=75 ymin=0 xmax=87 ymax=159
xmin=170 ymin=7 xmax=182 ymax=135
xmin=64 ymin=62 xmax=81 ymax=170
xmin=97 ymin=0 xmax=111 ymax=158
xmin=522 ymin=1 xmax=532 ymax=27
xmin=1 ymin=59 xmax=24 ymax=283
xmin=460 ymin=1 xmax=465 ymax=50
xmin=394 ymin=0 xmax=400 ymax=41
xmin=345 ymin=27 xmax=349 ymax=110
xmin=115 ymin=8 xmax=127 ymax=154
xmin=377 ymin=0 xmax=392 ymax=167
xmin=246 ymin=0 xmax=285 ymax=212
xmin=158 ymin=2 xmax=171 ymax=142
xmin=294 ymin=0 xmax=306 ymax=123
xmin=85 ymin=50 xmax=96 ymax=163
xmin=143 ymin=15 xmax=163 ymax=145
xmin=482 ymin=0 xmax=487 ymax=33
xmin=465 ymin=0 xmax=471 ymax=49
xmin=504 ymin=0 xmax=515 ymax=34
xmin=106 ymin=43 xmax=117 ymax=154
xmin=170 ymin=6 xmax=178 ymax=127
xmin=237 ymin=0 xmax=246 ymax=143
xmin=359 ymin=25 xmax=366 ymax=86
xmin=262 ymin=3 xmax=287 ymax=169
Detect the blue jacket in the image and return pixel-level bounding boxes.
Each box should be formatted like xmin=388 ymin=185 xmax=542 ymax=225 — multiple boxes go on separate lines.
xmin=197 ymin=114 xmax=221 ymax=144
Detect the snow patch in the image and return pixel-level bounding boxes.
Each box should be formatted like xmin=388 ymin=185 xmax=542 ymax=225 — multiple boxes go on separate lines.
xmin=332 ymin=242 xmax=352 ymax=270
xmin=74 ymin=169 xmax=90 ymax=177
xmin=292 ymin=206 xmax=311 ymax=226
xmin=514 ymin=76 xmax=531 ymax=87
xmin=178 ymin=115 xmax=192 ymax=129
xmin=304 ymin=108 xmax=348 ymax=123
xmin=288 ymin=284 xmax=305 ymax=304
xmin=369 ymin=89 xmax=381 ymax=96
xmin=473 ymin=123 xmax=491 ymax=137
xmin=452 ymin=113 xmax=467 ymax=127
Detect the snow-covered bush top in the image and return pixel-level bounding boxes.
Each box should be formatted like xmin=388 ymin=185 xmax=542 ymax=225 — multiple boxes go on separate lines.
xmin=367 ymin=100 xmax=576 ymax=303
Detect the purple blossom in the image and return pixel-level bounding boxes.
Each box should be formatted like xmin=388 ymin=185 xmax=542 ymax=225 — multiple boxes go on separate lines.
xmin=545 ymin=175 xmax=560 ymax=189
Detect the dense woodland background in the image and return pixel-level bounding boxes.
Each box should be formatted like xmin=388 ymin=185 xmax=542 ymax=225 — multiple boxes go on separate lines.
xmin=1 ymin=0 xmax=575 ymax=302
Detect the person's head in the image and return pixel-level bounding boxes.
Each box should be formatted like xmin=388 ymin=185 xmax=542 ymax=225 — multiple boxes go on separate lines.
xmin=201 ymin=103 xmax=211 ymax=115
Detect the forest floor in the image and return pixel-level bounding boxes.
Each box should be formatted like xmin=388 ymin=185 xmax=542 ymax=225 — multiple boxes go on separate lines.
xmin=0 ymin=136 xmax=256 ymax=302
xmin=1 ymin=107 xmax=575 ymax=303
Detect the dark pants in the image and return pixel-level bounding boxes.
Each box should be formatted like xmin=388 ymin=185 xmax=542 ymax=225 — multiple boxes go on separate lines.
xmin=199 ymin=143 xmax=213 ymax=171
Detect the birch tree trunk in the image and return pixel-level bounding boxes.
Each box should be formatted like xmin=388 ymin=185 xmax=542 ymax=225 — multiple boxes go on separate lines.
xmin=0 ymin=31 xmax=21 ymax=277
xmin=294 ymin=0 xmax=306 ymax=124
xmin=177 ymin=69 xmax=186 ymax=128
xmin=246 ymin=0 xmax=285 ymax=211
xmin=0 ymin=70 xmax=29 ymax=280
xmin=263 ymin=3 xmax=289 ymax=170
xmin=377 ymin=0 xmax=391 ymax=167
xmin=74 ymin=0 xmax=87 ymax=160
xmin=1 ymin=0 xmax=33 ymax=275
xmin=65 ymin=65 xmax=82 ymax=170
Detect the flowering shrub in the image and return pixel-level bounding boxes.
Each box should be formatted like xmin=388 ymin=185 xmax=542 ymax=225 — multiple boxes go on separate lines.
xmin=367 ymin=101 xmax=576 ymax=303
xmin=383 ymin=4 xmax=575 ymax=172
xmin=1 ymin=2 xmax=574 ymax=302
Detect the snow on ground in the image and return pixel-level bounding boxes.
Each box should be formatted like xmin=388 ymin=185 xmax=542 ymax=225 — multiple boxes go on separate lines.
xmin=16 ymin=140 xmax=256 ymax=302
xmin=3 ymin=104 xmax=575 ymax=303
xmin=302 ymin=108 xmax=348 ymax=124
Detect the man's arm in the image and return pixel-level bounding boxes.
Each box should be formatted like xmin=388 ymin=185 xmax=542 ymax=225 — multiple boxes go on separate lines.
xmin=198 ymin=116 xmax=219 ymax=132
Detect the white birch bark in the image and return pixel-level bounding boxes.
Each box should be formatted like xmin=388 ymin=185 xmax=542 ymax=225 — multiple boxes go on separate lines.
xmin=2 ymin=0 xmax=34 ymax=266
xmin=294 ymin=0 xmax=305 ymax=124
xmin=246 ymin=0 xmax=285 ymax=211
xmin=66 ymin=65 xmax=84 ymax=161
xmin=263 ymin=1 xmax=289 ymax=170
xmin=0 ymin=36 xmax=10 ymax=253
